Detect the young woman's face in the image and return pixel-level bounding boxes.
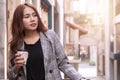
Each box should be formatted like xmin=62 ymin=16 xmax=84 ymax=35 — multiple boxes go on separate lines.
xmin=23 ymin=6 xmax=38 ymax=32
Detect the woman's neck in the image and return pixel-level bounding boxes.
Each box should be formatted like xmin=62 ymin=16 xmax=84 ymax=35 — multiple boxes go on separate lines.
xmin=24 ymin=30 xmax=40 ymax=44
xmin=25 ymin=30 xmax=39 ymax=37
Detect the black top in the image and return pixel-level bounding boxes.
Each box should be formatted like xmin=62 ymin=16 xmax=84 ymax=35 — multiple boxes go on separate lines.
xmin=24 ymin=39 xmax=45 ymax=80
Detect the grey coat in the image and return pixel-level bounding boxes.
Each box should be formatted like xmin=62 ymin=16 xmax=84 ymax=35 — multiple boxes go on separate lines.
xmin=8 ymin=30 xmax=82 ymax=80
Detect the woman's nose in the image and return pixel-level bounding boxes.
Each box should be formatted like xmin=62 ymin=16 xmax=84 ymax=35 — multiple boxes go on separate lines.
xmin=30 ymin=16 xmax=35 ymax=21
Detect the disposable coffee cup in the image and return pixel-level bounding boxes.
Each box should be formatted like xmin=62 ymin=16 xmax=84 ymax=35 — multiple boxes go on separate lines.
xmin=18 ymin=51 xmax=28 ymax=65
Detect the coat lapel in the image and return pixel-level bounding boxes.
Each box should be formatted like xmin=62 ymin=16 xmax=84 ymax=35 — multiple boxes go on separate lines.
xmin=40 ymin=32 xmax=50 ymax=61
xmin=40 ymin=32 xmax=51 ymax=76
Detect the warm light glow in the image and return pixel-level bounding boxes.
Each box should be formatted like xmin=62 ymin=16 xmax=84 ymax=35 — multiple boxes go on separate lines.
xmin=76 ymin=0 xmax=109 ymax=25
xmin=72 ymin=1 xmax=79 ymax=12
xmin=79 ymin=0 xmax=87 ymax=14
xmin=72 ymin=0 xmax=107 ymax=15
xmin=87 ymin=0 xmax=97 ymax=14
xmin=92 ymin=15 xmax=101 ymax=25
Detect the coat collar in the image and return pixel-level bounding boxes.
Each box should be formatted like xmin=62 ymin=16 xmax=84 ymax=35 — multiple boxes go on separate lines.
xmin=21 ymin=32 xmax=50 ymax=77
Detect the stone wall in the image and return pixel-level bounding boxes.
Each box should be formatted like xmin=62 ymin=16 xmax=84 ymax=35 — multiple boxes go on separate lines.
xmin=0 ymin=0 xmax=6 ymax=79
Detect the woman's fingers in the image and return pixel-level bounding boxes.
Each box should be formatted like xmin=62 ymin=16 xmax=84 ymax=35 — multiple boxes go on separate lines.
xmin=14 ymin=53 xmax=25 ymax=68
xmin=14 ymin=59 xmax=25 ymax=64
xmin=13 ymin=52 xmax=26 ymax=74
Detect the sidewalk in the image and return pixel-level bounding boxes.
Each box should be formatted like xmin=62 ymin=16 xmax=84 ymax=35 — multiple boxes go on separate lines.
xmin=67 ymin=56 xmax=105 ymax=80
xmin=78 ymin=61 xmax=105 ymax=80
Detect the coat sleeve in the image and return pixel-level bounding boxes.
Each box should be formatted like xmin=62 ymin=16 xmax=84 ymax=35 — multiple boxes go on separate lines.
xmin=49 ymin=30 xmax=82 ymax=80
xmin=7 ymin=52 xmax=18 ymax=80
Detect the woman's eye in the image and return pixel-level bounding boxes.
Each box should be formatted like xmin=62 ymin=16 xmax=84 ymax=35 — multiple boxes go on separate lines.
xmin=33 ymin=13 xmax=37 ymax=17
xmin=23 ymin=15 xmax=29 ymax=18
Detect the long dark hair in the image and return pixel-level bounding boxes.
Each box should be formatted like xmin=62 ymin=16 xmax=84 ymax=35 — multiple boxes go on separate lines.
xmin=10 ymin=3 xmax=48 ymax=54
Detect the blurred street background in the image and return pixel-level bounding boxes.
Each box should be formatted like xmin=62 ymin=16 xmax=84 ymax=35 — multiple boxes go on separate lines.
xmin=1 ymin=0 xmax=120 ymax=80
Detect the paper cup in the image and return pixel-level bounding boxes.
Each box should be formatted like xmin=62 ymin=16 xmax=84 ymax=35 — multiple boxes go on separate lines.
xmin=18 ymin=51 xmax=28 ymax=65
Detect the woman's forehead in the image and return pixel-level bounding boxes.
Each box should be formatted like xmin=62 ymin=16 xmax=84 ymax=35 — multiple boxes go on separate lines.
xmin=23 ymin=6 xmax=35 ymax=14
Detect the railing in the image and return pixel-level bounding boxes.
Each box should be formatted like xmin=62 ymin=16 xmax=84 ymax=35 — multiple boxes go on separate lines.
xmin=110 ymin=52 xmax=120 ymax=60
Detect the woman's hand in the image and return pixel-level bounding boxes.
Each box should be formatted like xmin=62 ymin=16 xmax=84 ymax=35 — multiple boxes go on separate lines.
xmin=14 ymin=52 xmax=25 ymax=74
xmin=80 ymin=77 xmax=90 ymax=80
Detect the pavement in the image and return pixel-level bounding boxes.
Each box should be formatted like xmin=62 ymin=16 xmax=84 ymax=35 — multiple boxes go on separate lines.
xmin=78 ymin=61 xmax=105 ymax=80
xmin=67 ymin=56 xmax=105 ymax=80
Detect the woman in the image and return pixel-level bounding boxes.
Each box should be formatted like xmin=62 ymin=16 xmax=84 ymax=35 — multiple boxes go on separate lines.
xmin=8 ymin=3 xmax=86 ymax=80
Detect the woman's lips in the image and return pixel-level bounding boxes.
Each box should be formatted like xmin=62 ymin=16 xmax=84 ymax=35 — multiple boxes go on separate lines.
xmin=30 ymin=23 xmax=36 ymax=27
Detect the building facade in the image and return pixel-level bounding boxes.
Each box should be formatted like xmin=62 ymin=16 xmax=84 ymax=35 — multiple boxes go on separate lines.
xmin=111 ymin=0 xmax=120 ymax=80
xmin=0 ymin=0 xmax=6 ymax=79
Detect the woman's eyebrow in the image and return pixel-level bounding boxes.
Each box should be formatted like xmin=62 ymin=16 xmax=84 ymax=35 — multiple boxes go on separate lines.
xmin=24 ymin=11 xmax=36 ymax=15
